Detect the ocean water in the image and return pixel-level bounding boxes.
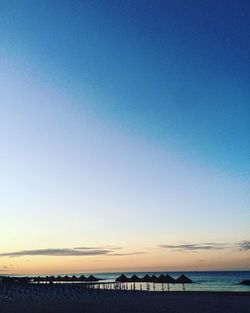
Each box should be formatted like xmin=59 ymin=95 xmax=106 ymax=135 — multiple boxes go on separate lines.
xmin=91 ymin=271 xmax=250 ymax=292
xmin=3 ymin=271 xmax=250 ymax=292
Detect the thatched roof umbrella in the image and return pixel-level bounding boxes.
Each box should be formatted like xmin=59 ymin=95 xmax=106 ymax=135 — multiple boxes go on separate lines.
xmin=87 ymin=275 xmax=99 ymax=282
xmin=56 ymin=275 xmax=63 ymax=282
xmin=63 ymin=275 xmax=70 ymax=282
xmin=164 ymin=274 xmax=175 ymax=291
xmin=129 ymin=274 xmax=141 ymax=290
xmin=157 ymin=274 xmax=165 ymax=282
xmin=72 ymin=275 xmax=77 ymax=282
xmin=156 ymin=274 xmax=166 ymax=291
xmin=165 ymin=274 xmax=175 ymax=283
xmin=129 ymin=274 xmax=141 ymax=282
xmin=115 ymin=274 xmax=129 ymax=282
xmin=79 ymin=275 xmax=86 ymax=282
xmin=175 ymin=274 xmax=193 ymax=291
xmin=48 ymin=276 xmax=55 ymax=284
xmin=149 ymin=275 xmax=158 ymax=282
xmin=148 ymin=275 xmax=157 ymax=291
xmin=141 ymin=274 xmax=151 ymax=282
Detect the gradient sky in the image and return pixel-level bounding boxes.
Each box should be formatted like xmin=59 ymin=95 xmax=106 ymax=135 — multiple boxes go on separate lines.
xmin=0 ymin=0 xmax=249 ymax=274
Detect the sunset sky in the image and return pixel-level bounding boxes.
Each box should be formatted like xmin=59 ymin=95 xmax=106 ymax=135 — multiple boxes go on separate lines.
xmin=0 ymin=1 xmax=249 ymax=275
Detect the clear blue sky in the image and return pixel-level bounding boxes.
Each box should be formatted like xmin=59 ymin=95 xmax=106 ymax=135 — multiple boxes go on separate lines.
xmin=0 ymin=1 xmax=249 ymax=273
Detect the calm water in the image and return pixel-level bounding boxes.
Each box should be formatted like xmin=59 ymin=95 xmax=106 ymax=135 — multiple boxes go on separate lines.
xmin=4 ymin=271 xmax=250 ymax=292
xmin=92 ymin=271 xmax=250 ymax=292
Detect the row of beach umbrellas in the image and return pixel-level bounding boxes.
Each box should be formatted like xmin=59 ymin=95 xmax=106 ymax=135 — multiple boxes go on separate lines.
xmin=33 ymin=275 xmax=100 ymax=282
xmin=116 ymin=274 xmax=192 ymax=284
xmin=116 ymin=274 xmax=192 ymax=290
xmin=1 ymin=275 xmax=100 ymax=283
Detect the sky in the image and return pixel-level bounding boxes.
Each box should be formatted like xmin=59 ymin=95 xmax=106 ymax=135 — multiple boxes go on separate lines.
xmin=0 ymin=0 xmax=249 ymax=275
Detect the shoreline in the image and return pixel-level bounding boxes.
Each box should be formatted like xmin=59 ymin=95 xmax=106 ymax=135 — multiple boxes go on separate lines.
xmin=0 ymin=286 xmax=249 ymax=313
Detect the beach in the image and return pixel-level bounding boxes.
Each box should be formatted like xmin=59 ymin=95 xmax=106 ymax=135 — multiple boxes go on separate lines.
xmin=0 ymin=284 xmax=249 ymax=313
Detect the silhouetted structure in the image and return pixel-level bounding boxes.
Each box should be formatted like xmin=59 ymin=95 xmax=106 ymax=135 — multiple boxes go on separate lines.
xmin=87 ymin=275 xmax=99 ymax=282
xmin=79 ymin=275 xmax=87 ymax=282
xmin=129 ymin=275 xmax=141 ymax=282
xmin=116 ymin=274 xmax=129 ymax=282
xmin=165 ymin=274 xmax=176 ymax=291
xmin=141 ymin=274 xmax=151 ymax=282
xmin=175 ymin=274 xmax=193 ymax=291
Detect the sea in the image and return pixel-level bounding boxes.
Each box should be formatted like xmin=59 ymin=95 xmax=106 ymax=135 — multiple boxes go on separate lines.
xmin=89 ymin=271 xmax=250 ymax=292
xmin=3 ymin=271 xmax=250 ymax=292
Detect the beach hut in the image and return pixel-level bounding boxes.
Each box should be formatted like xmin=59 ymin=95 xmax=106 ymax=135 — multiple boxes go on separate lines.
xmin=175 ymin=274 xmax=193 ymax=291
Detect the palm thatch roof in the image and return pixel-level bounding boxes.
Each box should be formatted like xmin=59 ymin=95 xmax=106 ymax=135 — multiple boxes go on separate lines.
xmin=156 ymin=274 xmax=166 ymax=283
xmin=175 ymin=274 xmax=193 ymax=284
xmin=150 ymin=275 xmax=158 ymax=283
xmin=129 ymin=274 xmax=141 ymax=282
xmin=115 ymin=274 xmax=129 ymax=282
xmin=79 ymin=275 xmax=87 ymax=281
xmin=165 ymin=274 xmax=175 ymax=283
xmin=87 ymin=275 xmax=99 ymax=281
xmin=141 ymin=274 xmax=151 ymax=282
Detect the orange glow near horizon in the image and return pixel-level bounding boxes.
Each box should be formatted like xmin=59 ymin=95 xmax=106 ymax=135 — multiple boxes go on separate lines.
xmin=1 ymin=248 xmax=249 ymax=275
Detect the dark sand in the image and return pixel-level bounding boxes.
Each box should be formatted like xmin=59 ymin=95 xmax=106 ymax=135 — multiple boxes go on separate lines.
xmin=0 ymin=290 xmax=250 ymax=313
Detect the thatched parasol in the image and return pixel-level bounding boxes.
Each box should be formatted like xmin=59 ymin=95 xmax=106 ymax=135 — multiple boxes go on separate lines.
xmin=115 ymin=274 xmax=129 ymax=282
xmin=129 ymin=274 xmax=141 ymax=282
xmin=57 ymin=275 xmax=63 ymax=282
xmin=141 ymin=274 xmax=151 ymax=282
xmin=87 ymin=275 xmax=99 ymax=282
xmin=79 ymin=275 xmax=86 ymax=282
xmin=175 ymin=274 xmax=193 ymax=291
xmin=156 ymin=274 xmax=165 ymax=283
xmin=48 ymin=276 xmax=55 ymax=284
xmin=165 ymin=274 xmax=175 ymax=283
xmin=63 ymin=275 xmax=70 ymax=282
xmin=156 ymin=274 xmax=166 ymax=290
xmin=72 ymin=275 xmax=77 ymax=281
xmin=164 ymin=274 xmax=175 ymax=291
xmin=150 ymin=275 xmax=158 ymax=282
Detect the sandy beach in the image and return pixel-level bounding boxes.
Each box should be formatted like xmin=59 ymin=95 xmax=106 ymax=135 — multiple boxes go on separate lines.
xmin=0 ymin=284 xmax=249 ymax=313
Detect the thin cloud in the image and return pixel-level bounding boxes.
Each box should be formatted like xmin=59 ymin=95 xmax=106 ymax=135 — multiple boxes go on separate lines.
xmin=0 ymin=248 xmax=112 ymax=258
xmin=108 ymin=252 xmax=147 ymax=256
xmin=74 ymin=246 xmax=123 ymax=250
xmin=159 ymin=243 xmax=229 ymax=251
xmin=0 ymin=247 xmax=144 ymax=258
